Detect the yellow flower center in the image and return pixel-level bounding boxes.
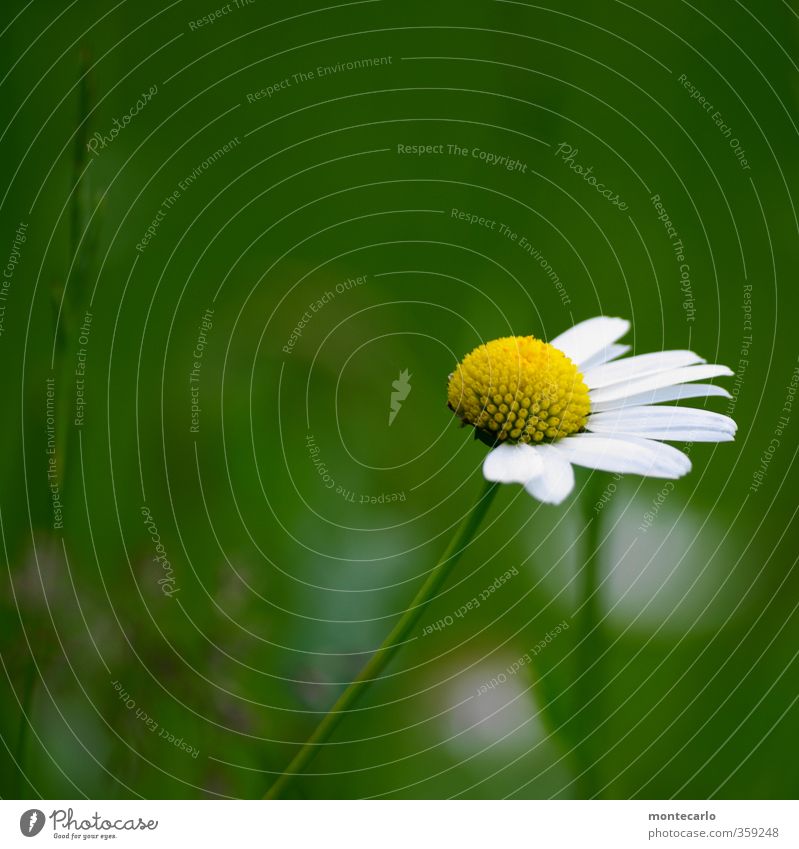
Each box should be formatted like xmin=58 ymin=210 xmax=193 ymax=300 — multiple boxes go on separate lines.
xmin=447 ymin=335 xmax=591 ymax=443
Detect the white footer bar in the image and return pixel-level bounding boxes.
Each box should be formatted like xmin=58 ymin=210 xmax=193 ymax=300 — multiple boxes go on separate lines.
xmin=2 ymin=799 xmax=795 ymax=847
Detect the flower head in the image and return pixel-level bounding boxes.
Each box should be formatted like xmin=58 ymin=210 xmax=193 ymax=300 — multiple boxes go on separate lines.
xmin=448 ymin=335 xmax=590 ymax=442
xmin=448 ymin=317 xmax=735 ymax=504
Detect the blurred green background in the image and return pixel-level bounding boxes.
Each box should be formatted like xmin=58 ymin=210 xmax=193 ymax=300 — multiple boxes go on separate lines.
xmin=1 ymin=0 xmax=797 ymax=799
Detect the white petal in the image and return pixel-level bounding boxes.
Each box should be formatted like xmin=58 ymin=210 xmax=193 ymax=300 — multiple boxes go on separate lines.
xmin=552 ymin=433 xmax=692 ymax=478
xmin=583 ymin=350 xmax=705 ymax=389
xmin=590 ymin=383 xmax=731 ymax=413
xmin=549 ymin=316 xmax=630 ymax=366
xmin=483 ymin=442 xmax=542 ymax=484
xmin=588 ymin=364 xmax=734 ymax=405
xmin=578 ymin=343 xmax=631 ymax=372
xmin=523 ymin=445 xmax=575 ymax=505
xmin=587 ymin=406 xmax=737 ymax=436
xmin=588 ymin=427 xmax=734 ymax=442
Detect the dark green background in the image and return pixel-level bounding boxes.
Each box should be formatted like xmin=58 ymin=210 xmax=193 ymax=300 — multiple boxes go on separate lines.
xmin=1 ymin=0 xmax=797 ymax=799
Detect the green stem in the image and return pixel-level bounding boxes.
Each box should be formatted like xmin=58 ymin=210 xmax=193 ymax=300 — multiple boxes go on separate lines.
xmin=264 ymin=479 xmax=499 ymax=799
xmin=574 ymin=476 xmax=605 ymax=798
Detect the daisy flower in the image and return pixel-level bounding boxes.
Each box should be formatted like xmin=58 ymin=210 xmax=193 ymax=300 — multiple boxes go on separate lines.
xmin=447 ymin=316 xmax=736 ymax=505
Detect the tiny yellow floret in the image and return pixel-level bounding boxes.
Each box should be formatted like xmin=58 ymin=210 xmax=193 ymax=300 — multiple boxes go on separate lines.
xmin=447 ymin=335 xmax=590 ymax=443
